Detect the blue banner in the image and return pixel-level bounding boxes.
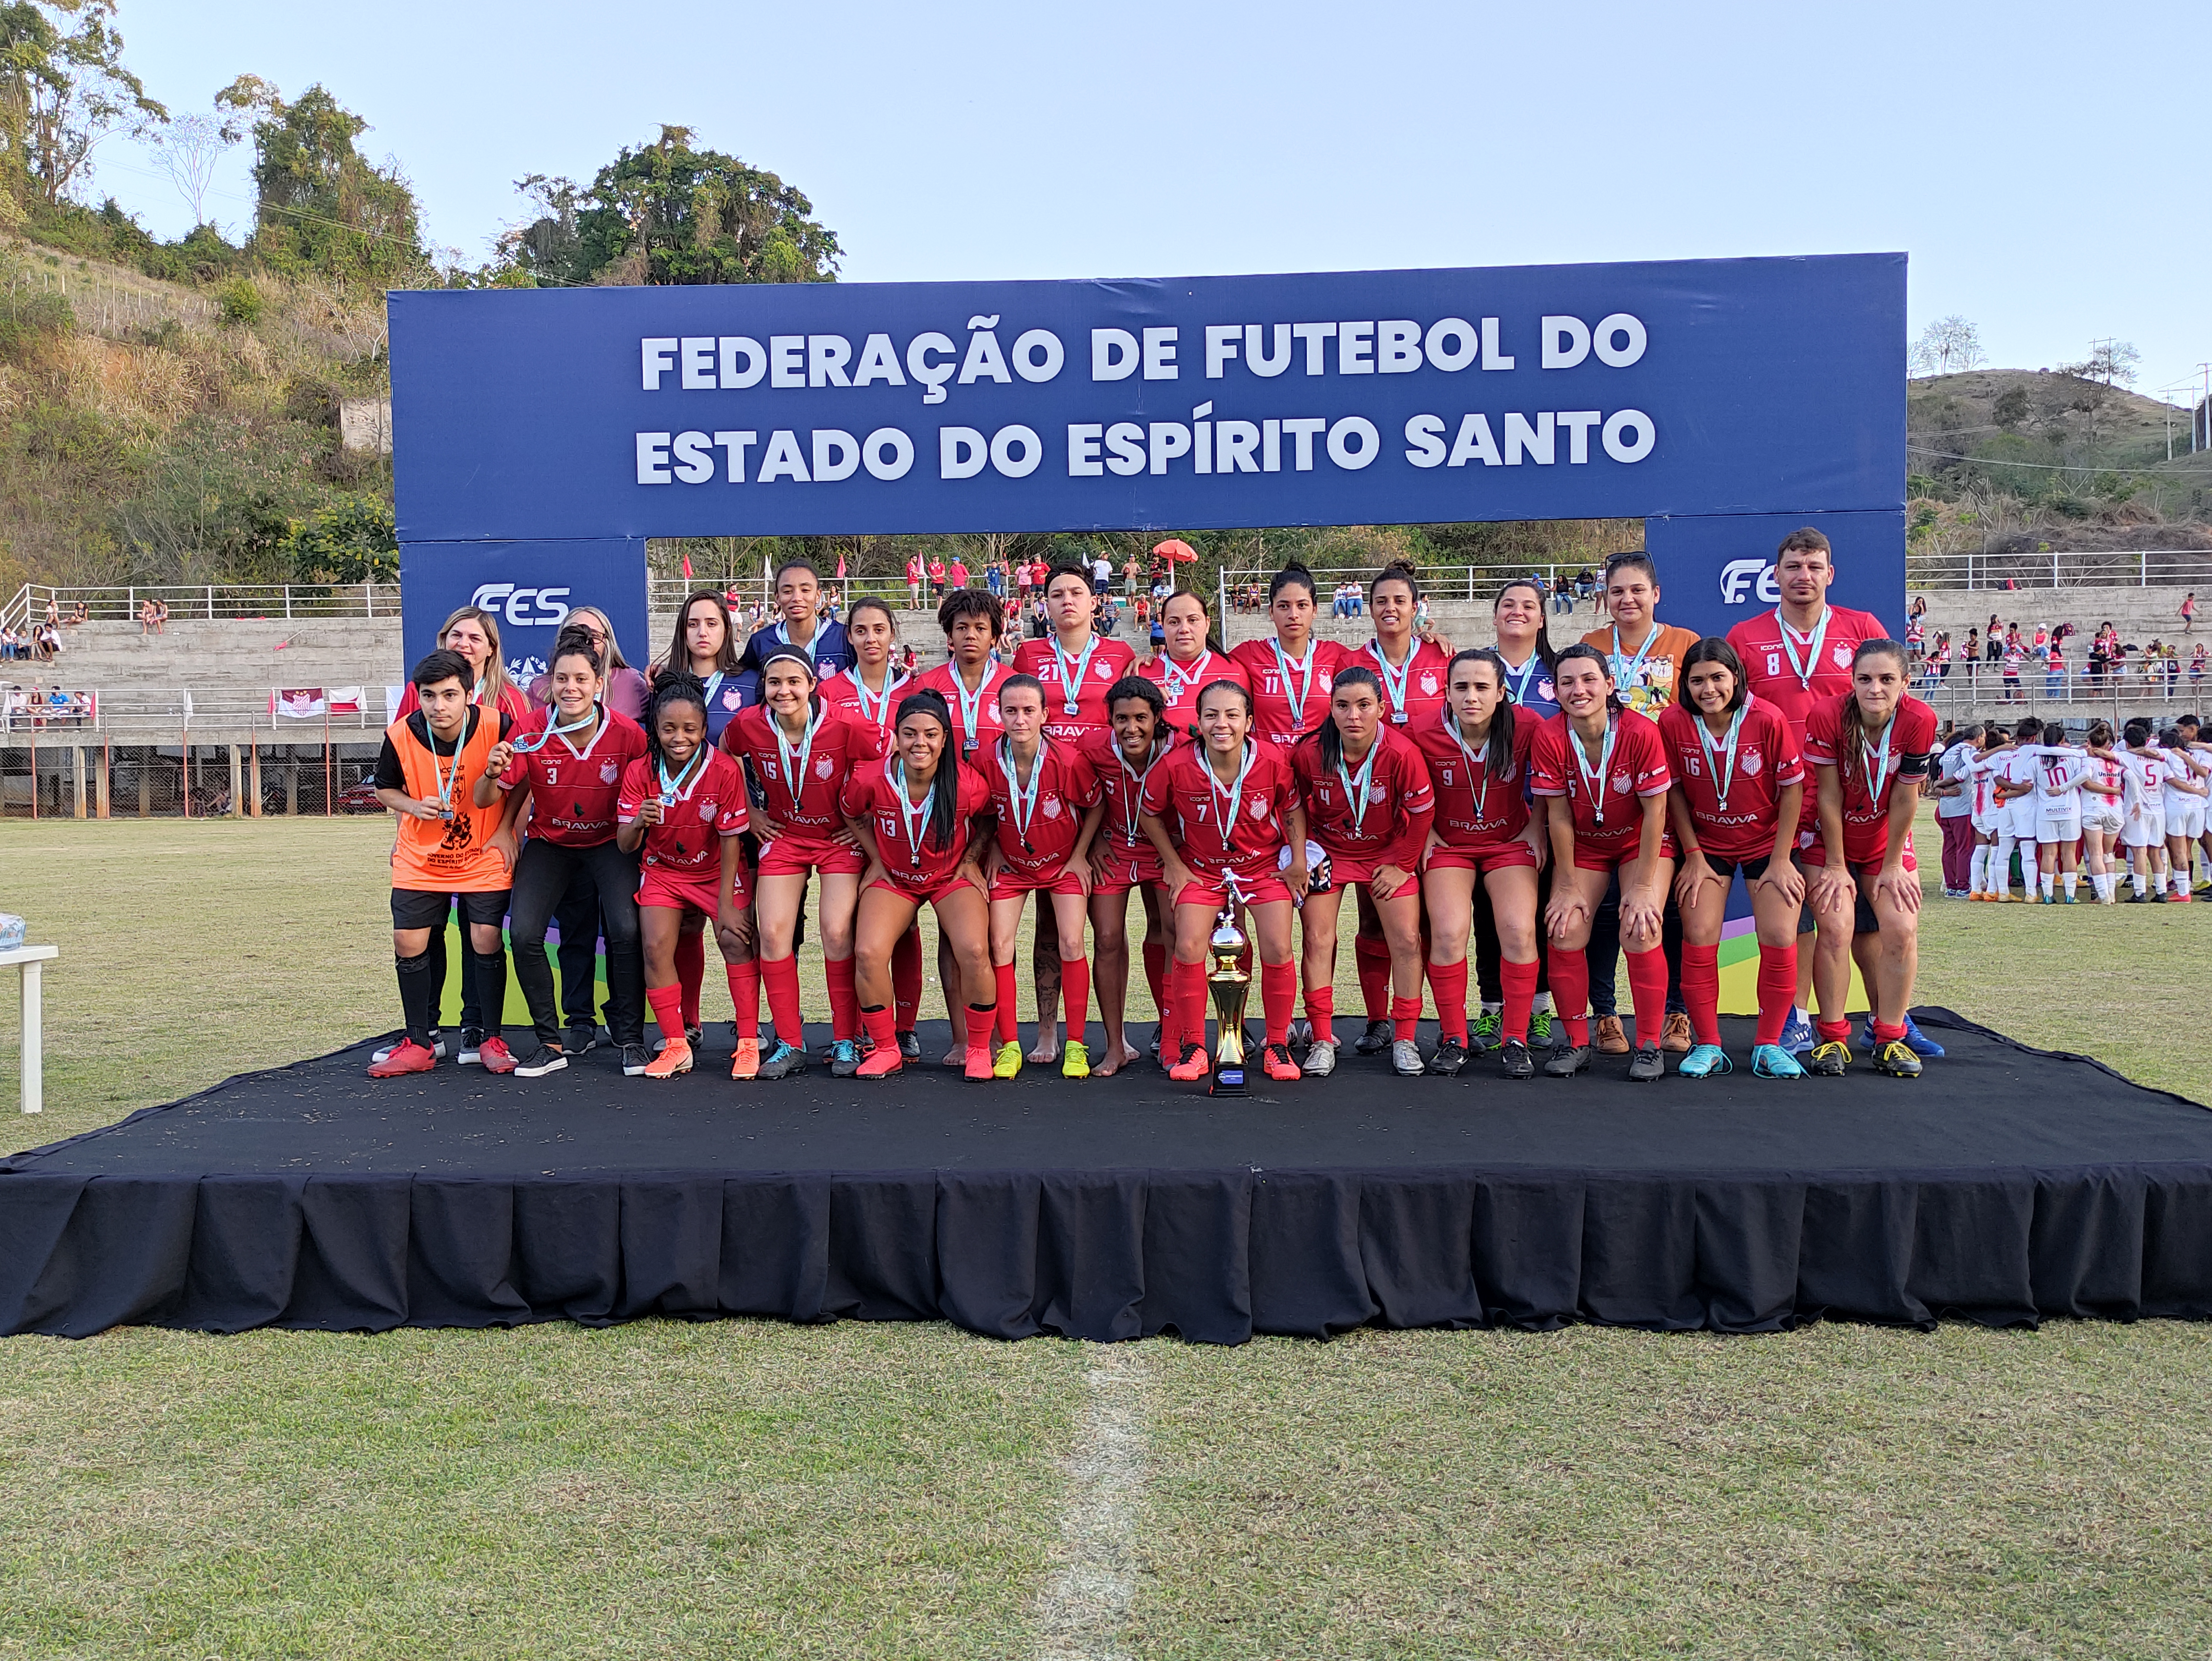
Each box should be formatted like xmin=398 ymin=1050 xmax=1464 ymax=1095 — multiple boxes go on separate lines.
xmin=1642 ymin=509 xmax=1904 ymax=642
xmin=390 ymin=254 xmax=1904 ymax=543
xmin=399 ymin=538 xmax=649 ymax=693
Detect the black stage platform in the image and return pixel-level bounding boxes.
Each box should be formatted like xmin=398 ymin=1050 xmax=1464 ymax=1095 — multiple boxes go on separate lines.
xmin=6 ymin=1011 xmax=2211 ymax=1342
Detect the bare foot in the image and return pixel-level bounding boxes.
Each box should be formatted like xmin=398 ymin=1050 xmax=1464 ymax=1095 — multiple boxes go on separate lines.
xmin=940 ymin=1044 xmax=967 ymax=1068
xmin=1092 ymin=1038 xmax=1143 ymax=1077
xmin=1027 ymin=1028 xmax=1061 ymax=1064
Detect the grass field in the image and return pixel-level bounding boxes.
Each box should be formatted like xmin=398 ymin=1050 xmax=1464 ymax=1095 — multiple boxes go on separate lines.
xmin=4 ymin=812 xmax=2211 ymax=1658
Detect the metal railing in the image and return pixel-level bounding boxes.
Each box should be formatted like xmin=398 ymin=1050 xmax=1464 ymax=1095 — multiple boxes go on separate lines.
xmin=1216 ymin=564 xmax=1588 ymax=619
xmin=647 ymin=571 xmax=964 ymax=613
xmin=1911 ymin=659 xmax=2207 ymax=718
xmin=1907 ymin=548 xmax=2212 ymax=591
xmin=2 ymin=582 xmax=401 ymax=633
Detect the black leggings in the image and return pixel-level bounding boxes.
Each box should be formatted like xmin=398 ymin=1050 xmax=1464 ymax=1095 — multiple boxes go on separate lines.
xmin=553 ymin=869 xmax=603 ymax=1030
xmin=1583 ymin=872 xmax=1685 ymax=1019
xmin=1473 ymin=864 xmax=1551 ymax=1006
xmin=509 ymin=838 xmax=645 ymax=1047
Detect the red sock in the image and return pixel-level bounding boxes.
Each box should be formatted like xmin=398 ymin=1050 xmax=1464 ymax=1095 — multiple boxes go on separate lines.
xmin=761 ymin=955 xmax=804 ymax=1051
xmin=1547 ymin=944 xmax=1591 ymax=1045
xmin=861 ymin=1001 xmax=898 ymax=1052
xmin=1681 ymin=941 xmax=1721 ymax=1046
xmin=675 ymin=930 xmax=704 ymax=1029
xmin=1500 ymin=957 xmax=1537 ymax=1043
xmin=1173 ymin=956 xmax=1208 ymax=1053
xmin=1354 ymin=935 xmax=1390 ymax=1021
xmin=1261 ymin=960 xmax=1296 ymax=1046
xmin=1304 ymin=982 xmax=1335 ymax=1046
xmin=724 ymin=959 xmax=759 ymax=1041
xmin=1061 ymin=955 xmax=1090 ymax=1045
xmin=995 ymin=963 xmax=1020 ymax=1045
xmin=891 ymin=925 xmax=923 ymax=1031
xmin=1872 ymin=1018 xmax=1906 ymax=1043
xmin=824 ymin=956 xmax=858 ymax=1042
xmin=964 ymin=1003 xmax=996 ymax=1050
xmin=1426 ymin=959 xmax=1469 ymax=1042
xmin=1141 ymin=939 xmax=1167 ymax=1018
xmin=1754 ymin=943 xmax=1798 ymax=1046
xmin=1625 ymin=945 xmax=1668 ymax=1048
xmin=1817 ymin=1017 xmax=1851 ymax=1043
xmin=646 ymin=982 xmax=686 ymax=1047
xmin=1390 ymin=992 xmax=1421 ymax=1042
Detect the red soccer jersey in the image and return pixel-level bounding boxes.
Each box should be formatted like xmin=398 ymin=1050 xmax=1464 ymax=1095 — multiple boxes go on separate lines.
xmin=1139 ymin=648 xmax=1250 ymax=734
xmin=1229 ymin=637 xmax=1355 ymax=749
xmin=1725 ymin=605 xmax=1891 ymax=740
xmin=1292 ymin=726 xmax=1435 ymax=867
xmin=1801 ymin=691 xmax=1938 ymax=865
xmin=500 ymin=708 xmax=649 ymax=847
xmin=1656 ymin=696 xmax=1806 ymax=864
xmin=1355 ymin=638 xmax=1454 ymax=730
xmin=983 ymin=737 xmax=1102 ymax=875
xmin=1411 ymin=710 xmax=1537 ymax=851
xmin=617 ymin=747 xmax=749 ymax=874
xmin=1142 ymin=740 xmax=1298 ymax=883
xmin=818 ymin=666 xmax=911 ymax=746
xmin=915 ymin=659 xmax=1011 ymax=762
xmin=1083 ymin=730 xmax=1182 ymax=860
xmin=841 ymin=755 xmax=995 ymax=885
xmin=1014 ymin=632 xmax=1139 ymax=743
xmin=723 ymin=702 xmax=885 ymax=839
xmin=1530 ymin=709 xmax=1672 ymax=859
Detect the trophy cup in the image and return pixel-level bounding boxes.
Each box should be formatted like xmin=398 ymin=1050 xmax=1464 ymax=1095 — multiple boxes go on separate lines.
xmin=1206 ymin=902 xmax=1251 ymax=1097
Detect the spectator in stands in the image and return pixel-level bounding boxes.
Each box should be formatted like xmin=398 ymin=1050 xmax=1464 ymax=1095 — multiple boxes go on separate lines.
xmin=986 ymin=560 xmax=1004 ymax=598
xmin=1962 ymin=627 xmax=1980 ymax=679
xmin=2183 ymin=592 xmax=2197 ymax=634
xmin=928 ymin=555 xmax=947 ymax=598
xmin=1091 ymin=550 xmax=1114 ymax=593
xmin=0 ymin=625 xmax=18 ymax=660
xmin=1122 ymin=555 xmax=1142 ymax=594
xmin=2046 ymin=631 xmax=2066 ymax=699
xmin=1552 ymin=573 xmax=1574 ymax=614
xmin=1574 ymin=567 xmax=1598 ymax=607
xmin=32 ymin=621 xmax=58 ymax=661
xmin=1985 ymin=615 xmax=2002 ymax=658
xmin=2001 ymin=636 xmax=2024 ymax=701
xmin=138 ymin=599 xmax=158 ymax=637
xmin=2193 ymin=642 xmax=2208 ymax=690
xmin=947 ymin=555 xmax=969 ymax=591
xmin=43 ymin=597 xmax=57 ymax=632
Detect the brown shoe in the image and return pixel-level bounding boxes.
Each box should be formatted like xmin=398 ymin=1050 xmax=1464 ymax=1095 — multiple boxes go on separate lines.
xmin=1594 ymin=1014 xmax=1629 ymax=1054
xmin=1662 ymin=1010 xmax=1695 ymax=1053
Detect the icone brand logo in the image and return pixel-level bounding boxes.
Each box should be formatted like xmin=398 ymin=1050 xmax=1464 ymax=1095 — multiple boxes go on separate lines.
xmin=1719 ymin=559 xmax=1781 ymax=606
xmin=471 ymin=583 xmax=573 ymax=629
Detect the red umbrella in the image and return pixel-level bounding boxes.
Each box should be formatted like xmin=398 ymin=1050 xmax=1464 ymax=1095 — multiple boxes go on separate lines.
xmin=1153 ymin=538 xmax=1198 ymax=564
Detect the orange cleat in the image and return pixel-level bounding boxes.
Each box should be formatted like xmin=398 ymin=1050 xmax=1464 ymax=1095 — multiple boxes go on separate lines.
xmin=729 ymin=1037 xmax=761 ymax=1080
xmin=1262 ymin=1043 xmax=1301 ymax=1082
xmin=857 ymin=1044 xmax=904 ymax=1079
xmin=1166 ymin=1043 xmax=1209 ymax=1082
xmin=964 ymin=1044 xmax=995 ymax=1081
xmin=478 ymin=1036 xmax=518 ymax=1075
xmin=643 ymin=1039 xmax=694 ymax=1079
xmin=367 ymin=1039 xmax=436 ymax=1078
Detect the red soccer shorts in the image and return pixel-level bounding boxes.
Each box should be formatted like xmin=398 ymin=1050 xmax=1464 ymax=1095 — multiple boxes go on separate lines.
xmin=638 ymin=864 xmax=746 ymax=915
xmin=1425 ymin=841 xmax=1539 ymax=874
xmin=756 ymin=835 xmax=866 ymax=878
xmin=869 ymin=872 xmax=975 ymax=908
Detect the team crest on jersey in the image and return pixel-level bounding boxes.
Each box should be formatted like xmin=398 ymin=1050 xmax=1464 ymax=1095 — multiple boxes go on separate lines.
xmin=1611 ymin=770 xmax=1633 ymax=793
xmin=1095 ymin=661 xmax=1114 ymax=679
xmin=1831 ymin=644 xmax=1852 ymax=668
xmin=1368 ymin=785 xmax=1388 ymax=803
xmin=1418 ymin=671 xmax=1438 ymax=695
xmin=1250 ymin=796 xmax=1270 ymax=820
xmin=1741 ymin=748 xmax=1763 ymax=776
xmin=815 ymin=757 xmax=835 ymax=779
xmin=600 ymin=761 xmax=619 ymax=784
xmin=697 ymin=799 xmax=716 ymax=821
xmin=1041 ymin=797 xmax=1062 ymax=819
xmin=722 ymin=687 xmax=741 ymax=709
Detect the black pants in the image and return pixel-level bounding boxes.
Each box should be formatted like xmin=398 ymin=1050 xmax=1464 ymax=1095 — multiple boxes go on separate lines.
xmin=553 ymin=870 xmax=603 ymax=1031
xmin=509 ymin=838 xmax=645 ymax=1047
xmin=1473 ymin=864 xmax=1551 ymax=1006
xmin=1583 ymin=873 xmax=1685 ymax=1019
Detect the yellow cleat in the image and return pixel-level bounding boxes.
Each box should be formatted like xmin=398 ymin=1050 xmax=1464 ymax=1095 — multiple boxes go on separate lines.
xmin=1061 ymin=1040 xmax=1091 ymax=1079
xmin=992 ymin=1040 xmax=1024 ymax=1079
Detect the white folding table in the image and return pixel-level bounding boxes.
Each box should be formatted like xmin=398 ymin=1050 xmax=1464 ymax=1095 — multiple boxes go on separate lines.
xmin=3 ymin=943 xmax=58 ymax=1113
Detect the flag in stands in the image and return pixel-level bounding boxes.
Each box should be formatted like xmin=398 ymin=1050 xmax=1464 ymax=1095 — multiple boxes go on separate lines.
xmin=327 ymin=687 xmax=363 ymax=716
xmin=274 ymin=688 xmax=326 ymax=720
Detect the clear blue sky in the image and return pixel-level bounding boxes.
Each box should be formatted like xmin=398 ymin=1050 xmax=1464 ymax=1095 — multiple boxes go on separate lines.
xmin=100 ymin=0 xmax=2212 ymax=401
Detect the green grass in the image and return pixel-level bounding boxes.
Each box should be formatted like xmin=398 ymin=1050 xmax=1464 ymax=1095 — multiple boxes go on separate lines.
xmin=4 ymin=813 xmax=2212 ymax=1657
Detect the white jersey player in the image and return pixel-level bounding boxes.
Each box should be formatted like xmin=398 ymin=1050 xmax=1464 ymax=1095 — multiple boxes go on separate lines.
xmin=2119 ymin=720 xmax=2175 ymax=901
xmin=2158 ymin=731 xmax=2208 ymax=902
xmin=2075 ymin=722 xmax=2128 ymax=903
xmin=2031 ymin=725 xmax=2086 ymax=903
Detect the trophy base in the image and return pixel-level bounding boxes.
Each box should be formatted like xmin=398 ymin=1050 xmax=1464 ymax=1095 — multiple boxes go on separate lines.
xmin=1208 ymin=1060 xmax=1247 ymax=1098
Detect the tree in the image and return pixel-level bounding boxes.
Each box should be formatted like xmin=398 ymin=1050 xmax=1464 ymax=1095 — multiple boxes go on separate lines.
xmin=0 ymin=0 xmax=166 ymax=211
xmin=215 ymin=76 xmax=426 ymax=285
xmin=2060 ymin=339 xmax=2141 ymax=388
xmin=1991 ymin=386 xmax=2030 ymax=432
xmin=1909 ymin=315 xmax=1985 ymax=377
xmin=285 ymin=494 xmax=396 ymax=583
xmin=145 ymin=109 xmax=232 ymax=227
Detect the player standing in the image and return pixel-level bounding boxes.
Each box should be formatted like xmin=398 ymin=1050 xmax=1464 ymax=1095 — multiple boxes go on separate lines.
xmin=1084 ymin=676 xmax=1179 ymax=1074
xmin=1140 ymin=590 xmax=1249 ymax=732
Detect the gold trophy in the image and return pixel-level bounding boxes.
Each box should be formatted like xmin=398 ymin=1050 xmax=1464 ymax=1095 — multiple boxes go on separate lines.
xmin=1206 ymin=900 xmax=1251 ymax=1097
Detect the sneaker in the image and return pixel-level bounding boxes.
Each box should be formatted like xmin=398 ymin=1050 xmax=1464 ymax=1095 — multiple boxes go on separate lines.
xmin=1528 ymin=1008 xmax=1554 ymax=1047
xmin=1779 ymin=1009 xmax=1816 ymax=1056
xmin=1626 ymin=1041 xmax=1664 ymax=1083
xmin=1302 ymin=1038 xmax=1338 ymax=1077
xmin=755 ymin=1040 xmax=807 ymax=1080
xmin=1262 ymin=1042 xmax=1301 ymax=1082
xmin=1594 ymin=1014 xmax=1630 ymax=1055
xmin=478 ymin=1036 xmax=519 ymax=1075
xmin=512 ymin=1043 xmax=568 ymax=1079
xmin=564 ymin=1022 xmax=599 ymax=1056
xmin=1543 ymin=1042 xmax=1591 ymax=1078
xmin=964 ymin=1044 xmax=995 ymax=1081
xmin=857 ymin=1042 xmax=904 ymax=1079
xmin=830 ymin=1038 xmax=863 ymax=1078
xmin=1426 ymin=1037 xmax=1468 ymax=1076
xmin=1498 ymin=1038 xmax=1535 ymax=1080
xmin=992 ymin=1041 xmax=1023 ymax=1079
xmin=1660 ymin=1011 xmax=1695 ymax=1054
xmin=1873 ymin=1038 xmax=1923 ymax=1078
xmin=1806 ymin=1040 xmax=1849 ymax=1077
xmin=1062 ymin=1040 xmax=1091 ymax=1079
xmin=642 ymin=1039 xmax=693 ymax=1079
xmin=897 ymin=1029 xmax=922 ymax=1060
xmin=729 ymin=1037 xmax=761 ymax=1080
xmin=1167 ymin=1042 xmax=1209 ymax=1082
xmin=367 ymin=1038 xmax=437 ymax=1078
xmin=1149 ymin=1025 xmax=1164 ymax=1062
xmin=1902 ymin=1014 xmax=1946 ymax=1058
xmin=1677 ymin=1042 xmax=1732 ymax=1079
xmin=1391 ymin=1037 xmax=1425 ymax=1076
xmin=620 ymin=1043 xmax=651 ymax=1077
xmin=1354 ymin=1018 xmax=1393 ymax=1056
xmin=456 ymin=1026 xmax=486 ymax=1065
xmin=1469 ymin=1009 xmax=1502 ymax=1054
xmin=373 ymin=1030 xmax=444 ymax=1064
xmin=1751 ymin=1043 xmax=1803 ymax=1080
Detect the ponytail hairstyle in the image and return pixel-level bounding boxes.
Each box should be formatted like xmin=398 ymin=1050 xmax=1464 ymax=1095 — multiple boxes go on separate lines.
xmin=1369 ymin=557 xmax=1421 ymax=605
xmin=1313 ymin=664 xmax=1383 ymax=772
xmin=2086 ymin=720 xmax=2114 ymax=749
xmin=1269 ymin=561 xmax=1319 ymax=606
xmin=1450 ymin=647 xmax=1517 ymax=777
xmin=1159 ymin=587 xmax=1226 ymax=656
xmin=2043 ymin=721 xmax=2068 ymax=748
xmin=549 ymin=624 xmax=605 ymax=679
xmin=2161 ymin=726 xmax=2189 ymax=752
xmin=1551 ymin=642 xmax=1623 ymax=715
xmin=846 ymin=595 xmax=898 ymax=637
xmin=643 ymin=671 xmax=709 ymax=771
xmin=1679 ymin=636 xmax=1748 ymax=714
xmin=1492 ymin=576 xmax=1559 ymax=669
xmin=892 ymin=690 xmax=960 ymax=853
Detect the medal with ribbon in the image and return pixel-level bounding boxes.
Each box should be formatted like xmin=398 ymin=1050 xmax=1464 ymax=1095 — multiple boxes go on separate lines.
xmin=773 ymin=705 xmax=825 ymax=815
xmin=1336 ymin=738 xmax=1380 ymax=839
xmin=1051 ymin=634 xmax=1098 ymax=717
xmin=657 ymin=744 xmax=707 ymax=808
xmin=1162 ymin=649 xmax=1215 ymax=707
xmin=1119 ymin=740 xmax=1167 ymax=846
xmin=1776 ymin=605 xmax=1831 ymax=690
xmin=1862 ymin=711 xmax=1898 ymax=807
xmin=1571 ymin=714 xmax=1617 ymax=825
xmin=999 ymin=737 xmax=1047 ymax=855
xmin=1697 ymin=704 xmax=1748 ymax=815
xmin=510 ymin=702 xmax=599 ymax=754
xmin=1500 ymin=653 xmax=1541 ymax=709
xmin=1207 ymin=740 xmax=1257 ymax=856
xmin=774 ymin=620 xmax=820 ymax=666
xmin=1608 ymin=626 xmax=1658 ymax=697
xmin=1367 ymin=640 xmax=1414 ymax=723
xmin=891 ymin=759 xmax=932 ymax=867
xmin=429 ymin=723 xmax=465 ymax=820
xmin=1447 ymin=709 xmax=1494 ymax=826
xmin=852 ymin=665 xmax=903 ymax=731
xmin=951 ymin=660 xmax=998 ymax=755
xmin=1270 ymin=639 xmax=1318 ymax=731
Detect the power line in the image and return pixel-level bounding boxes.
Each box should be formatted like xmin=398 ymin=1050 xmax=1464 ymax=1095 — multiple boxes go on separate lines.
xmin=1905 ymin=444 xmax=2189 ymax=474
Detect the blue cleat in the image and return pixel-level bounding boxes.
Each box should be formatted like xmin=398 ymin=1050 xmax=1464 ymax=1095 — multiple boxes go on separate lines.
xmin=1779 ymin=1008 xmax=1815 ymax=1056
xmin=1862 ymin=1014 xmax=1946 ymax=1058
xmin=1751 ymin=1043 xmax=1804 ymax=1079
xmin=1677 ymin=1042 xmax=1733 ymax=1078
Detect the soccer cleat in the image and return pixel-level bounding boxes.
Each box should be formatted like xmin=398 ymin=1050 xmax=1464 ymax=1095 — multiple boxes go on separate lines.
xmin=1626 ymin=1041 xmax=1665 ymax=1083
xmin=1392 ymin=1038 xmax=1425 ymax=1076
xmin=1661 ymin=1011 xmax=1695 ymax=1053
xmin=478 ymin=1037 xmax=519 ymax=1075
xmin=1677 ymin=1043 xmax=1733 ymax=1079
xmin=1751 ymin=1043 xmax=1804 ymax=1080
xmin=1498 ymin=1038 xmax=1535 ymax=1080
xmin=1287 ymin=1018 xmax=1313 ymax=1049
xmin=1469 ymin=1008 xmax=1503 ymax=1053
xmin=367 ymin=1038 xmax=437 ymax=1078
xmin=830 ymin=1038 xmax=863 ymax=1078
xmin=728 ymin=1037 xmax=761 ymax=1080
xmin=1263 ymin=1042 xmax=1301 ymax=1082
xmin=564 ymin=1021 xmax=599 ymax=1056
xmin=642 ymin=1039 xmax=693 ymax=1079
xmin=992 ymin=1041 xmax=1024 ymax=1079
xmin=456 ymin=1027 xmax=486 ymax=1065
xmin=1543 ymin=1043 xmax=1591 ymax=1078
xmin=1167 ymin=1042 xmax=1210 ymax=1082
xmin=1594 ymin=1015 xmax=1630 ymax=1055
xmin=1806 ymin=1040 xmax=1849 ymax=1077
xmin=856 ymin=1043 xmax=904 ymax=1079
xmin=1354 ymin=1018 xmax=1394 ymax=1056
xmin=1873 ymin=1038 xmax=1923 ymax=1078
xmin=755 ymin=1040 xmax=807 ymax=1080
xmin=897 ymin=1029 xmax=922 ymax=1060
xmin=1062 ymin=1040 xmax=1091 ymax=1079
xmin=1779 ymin=1009 xmax=1815 ymax=1056
xmin=373 ymin=1030 xmax=443 ymax=1064
xmin=511 ymin=1043 xmax=568 ymax=1079
xmin=2061 ymin=893 xmax=2078 ymax=905
xmin=1149 ymin=1024 xmax=1164 ymax=1062
xmin=653 ymin=1024 xmax=705 ymax=1054
xmin=620 ymin=1043 xmax=651 ymax=1077
xmin=1427 ymin=1037 xmax=1469 ymax=1076
xmin=1301 ymin=1038 xmax=1338 ymax=1077
xmin=964 ymin=1044 xmax=995 ymax=1081
xmin=1528 ymin=1008 xmax=1554 ymax=1047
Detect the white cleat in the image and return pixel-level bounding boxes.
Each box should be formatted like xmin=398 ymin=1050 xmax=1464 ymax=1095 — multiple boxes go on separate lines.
xmin=1301 ymin=1038 xmax=1338 ymax=1078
